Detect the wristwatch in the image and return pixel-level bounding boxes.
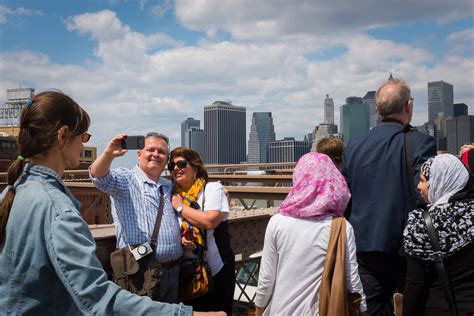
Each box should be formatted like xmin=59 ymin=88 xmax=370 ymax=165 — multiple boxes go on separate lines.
xmin=176 ymin=205 xmax=184 ymax=214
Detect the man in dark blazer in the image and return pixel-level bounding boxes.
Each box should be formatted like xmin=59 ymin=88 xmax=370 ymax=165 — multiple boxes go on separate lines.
xmin=341 ymin=78 xmax=436 ymax=315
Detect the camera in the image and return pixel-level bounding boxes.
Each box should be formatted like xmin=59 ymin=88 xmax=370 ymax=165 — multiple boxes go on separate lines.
xmin=121 ymin=135 xmax=145 ymax=150
xmin=130 ymin=242 xmax=153 ymax=261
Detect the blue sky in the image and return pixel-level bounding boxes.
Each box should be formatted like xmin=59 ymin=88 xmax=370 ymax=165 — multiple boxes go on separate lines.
xmin=1 ymin=0 xmax=473 ymax=167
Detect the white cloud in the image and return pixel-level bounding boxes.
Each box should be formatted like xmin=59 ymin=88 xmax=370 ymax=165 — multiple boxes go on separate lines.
xmin=448 ymin=28 xmax=474 ymax=41
xmin=1 ymin=4 xmax=473 ymax=166
xmin=0 ymin=5 xmax=42 ymax=24
xmin=66 ymin=10 xmax=183 ymax=67
xmin=175 ymin=0 xmax=473 ymax=41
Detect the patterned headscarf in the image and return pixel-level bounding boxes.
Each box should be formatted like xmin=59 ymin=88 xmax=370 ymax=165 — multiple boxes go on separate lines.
xmin=403 ymin=154 xmax=474 ymax=261
xmin=427 ymin=154 xmax=469 ymax=205
xmin=420 ymin=157 xmax=435 ymax=182
xmin=278 ymin=152 xmax=350 ymax=219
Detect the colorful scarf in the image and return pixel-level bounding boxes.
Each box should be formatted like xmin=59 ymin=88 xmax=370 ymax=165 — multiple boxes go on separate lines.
xmin=176 ymin=177 xmax=207 ymax=248
xmin=278 ymin=152 xmax=351 ymax=220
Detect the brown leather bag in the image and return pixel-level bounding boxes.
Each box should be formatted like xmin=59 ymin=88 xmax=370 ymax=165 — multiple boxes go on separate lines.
xmin=320 ymin=217 xmax=363 ymax=316
xmin=110 ymin=187 xmax=164 ymax=300
xmin=110 ymin=245 xmax=161 ymax=299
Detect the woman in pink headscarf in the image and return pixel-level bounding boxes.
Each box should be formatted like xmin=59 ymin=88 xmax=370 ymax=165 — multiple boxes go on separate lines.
xmin=255 ymin=152 xmax=366 ymax=316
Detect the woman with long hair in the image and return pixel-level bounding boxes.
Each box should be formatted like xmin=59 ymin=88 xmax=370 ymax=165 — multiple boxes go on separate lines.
xmin=170 ymin=147 xmax=235 ymax=316
xmin=0 ymin=91 xmax=219 ymax=315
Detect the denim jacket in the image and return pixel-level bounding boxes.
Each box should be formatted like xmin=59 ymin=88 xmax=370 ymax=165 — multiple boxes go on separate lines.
xmin=0 ymin=164 xmax=191 ymax=315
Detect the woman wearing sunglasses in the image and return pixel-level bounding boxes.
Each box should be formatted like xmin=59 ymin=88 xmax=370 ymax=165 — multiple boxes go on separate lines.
xmin=0 ymin=91 xmax=222 ymax=316
xmin=170 ymin=147 xmax=235 ymax=316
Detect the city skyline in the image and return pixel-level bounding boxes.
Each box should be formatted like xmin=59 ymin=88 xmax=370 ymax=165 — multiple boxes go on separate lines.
xmin=1 ymin=1 xmax=472 ymax=167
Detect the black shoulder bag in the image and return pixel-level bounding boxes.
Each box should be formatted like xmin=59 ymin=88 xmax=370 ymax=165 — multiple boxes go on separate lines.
xmin=404 ymin=125 xmax=459 ymax=316
xmin=110 ymin=186 xmax=164 ymax=300
xmin=421 ymin=210 xmax=459 ymax=316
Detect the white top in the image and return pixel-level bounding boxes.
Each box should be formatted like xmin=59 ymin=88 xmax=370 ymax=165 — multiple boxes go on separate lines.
xmin=255 ymin=214 xmax=367 ymax=316
xmin=180 ymin=182 xmax=230 ymax=276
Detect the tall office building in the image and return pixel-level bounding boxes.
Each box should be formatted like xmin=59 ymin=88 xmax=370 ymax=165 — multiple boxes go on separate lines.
xmin=434 ymin=113 xmax=448 ymax=151
xmin=181 ymin=117 xmax=200 ymax=146
xmin=340 ymin=97 xmax=370 ymax=144
xmin=453 ymin=103 xmax=468 ymax=117
xmin=204 ymin=101 xmax=246 ymax=164
xmin=268 ymin=137 xmax=311 ymax=163
xmin=311 ymin=94 xmax=338 ymax=150
xmin=181 ymin=117 xmax=204 ymax=156
xmin=248 ymin=112 xmax=275 ymax=163
xmin=184 ymin=127 xmax=204 ymax=158
xmin=362 ymin=91 xmax=377 ymax=128
xmin=446 ymin=115 xmax=474 ymax=155
xmin=428 ymin=81 xmax=453 ymax=123
xmin=324 ymin=94 xmax=334 ymax=125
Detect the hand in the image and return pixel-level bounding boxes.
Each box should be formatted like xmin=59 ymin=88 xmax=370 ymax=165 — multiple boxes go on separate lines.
xmin=182 ymin=236 xmax=196 ymax=251
xmin=172 ymin=193 xmax=184 ymax=209
xmin=104 ymin=134 xmax=128 ymax=158
xmin=193 ymin=312 xmax=226 ymax=316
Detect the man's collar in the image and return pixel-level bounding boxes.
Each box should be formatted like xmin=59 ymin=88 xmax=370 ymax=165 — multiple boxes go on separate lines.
xmin=380 ymin=117 xmax=405 ymax=125
xmin=134 ymin=165 xmax=161 ymax=184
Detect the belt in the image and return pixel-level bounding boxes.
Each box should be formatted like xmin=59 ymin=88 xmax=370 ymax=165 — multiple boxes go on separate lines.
xmin=159 ymin=259 xmax=180 ymax=269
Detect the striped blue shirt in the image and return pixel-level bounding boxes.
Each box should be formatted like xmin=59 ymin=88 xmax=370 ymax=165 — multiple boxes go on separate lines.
xmin=90 ymin=165 xmax=183 ymax=262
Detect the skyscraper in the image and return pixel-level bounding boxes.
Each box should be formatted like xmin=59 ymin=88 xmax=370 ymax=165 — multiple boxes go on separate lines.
xmin=184 ymin=127 xmax=204 ymax=158
xmin=428 ymin=81 xmax=454 ymax=123
xmin=324 ymin=94 xmax=334 ymax=125
xmin=446 ymin=115 xmax=474 ymax=155
xmin=181 ymin=117 xmax=200 ymax=146
xmin=311 ymin=94 xmax=339 ymax=150
xmin=248 ymin=112 xmax=275 ymax=163
xmin=453 ymin=103 xmax=468 ymax=117
xmin=340 ymin=97 xmax=370 ymax=144
xmin=362 ymin=91 xmax=377 ymax=128
xmin=204 ymin=101 xmax=246 ymax=164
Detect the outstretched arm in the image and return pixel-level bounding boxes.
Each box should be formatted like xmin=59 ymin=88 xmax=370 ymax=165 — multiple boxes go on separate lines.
xmin=90 ymin=134 xmax=128 ymax=178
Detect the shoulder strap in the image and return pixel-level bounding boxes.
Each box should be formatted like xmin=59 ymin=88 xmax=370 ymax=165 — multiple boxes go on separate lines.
xmin=404 ymin=124 xmax=417 ymax=210
xmin=150 ymin=186 xmax=165 ymax=251
xmin=319 ymin=217 xmax=348 ymax=316
xmin=422 ymin=210 xmax=459 ymax=316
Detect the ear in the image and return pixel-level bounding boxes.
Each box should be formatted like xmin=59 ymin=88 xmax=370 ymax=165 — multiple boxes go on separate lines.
xmin=57 ymin=125 xmax=69 ymax=147
xmin=406 ymin=99 xmax=413 ymax=114
xmin=136 ymin=150 xmax=141 ymax=159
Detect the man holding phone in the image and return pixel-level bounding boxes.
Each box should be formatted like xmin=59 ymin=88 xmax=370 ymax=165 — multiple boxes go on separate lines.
xmin=89 ymin=132 xmax=183 ymax=303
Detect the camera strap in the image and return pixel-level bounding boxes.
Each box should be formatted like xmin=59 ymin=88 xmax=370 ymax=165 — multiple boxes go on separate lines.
xmin=149 ymin=186 xmax=165 ymax=252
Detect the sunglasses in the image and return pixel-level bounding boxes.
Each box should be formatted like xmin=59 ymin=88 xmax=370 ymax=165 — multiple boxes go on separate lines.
xmin=168 ymin=160 xmax=189 ymax=171
xmin=81 ymin=132 xmax=91 ymax=143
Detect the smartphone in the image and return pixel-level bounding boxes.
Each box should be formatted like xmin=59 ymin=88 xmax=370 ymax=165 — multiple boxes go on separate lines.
xmin=121 ymin=135 xmax=145 ymax=150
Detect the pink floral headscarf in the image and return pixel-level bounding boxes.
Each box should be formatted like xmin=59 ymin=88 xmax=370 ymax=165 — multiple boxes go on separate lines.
xmin=278 ymin=152 xmax=351 ymax=219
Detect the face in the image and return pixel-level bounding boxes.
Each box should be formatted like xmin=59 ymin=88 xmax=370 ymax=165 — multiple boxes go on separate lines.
xmin=64 ymin=132 xmax=90 ymax=169
xmin=170 ymin=156 xmax=196 ymax=189
xmin=417 ymin=173 xmax=429 ymax=204
xmin=137 ymin=136 xmax=168 ymax=181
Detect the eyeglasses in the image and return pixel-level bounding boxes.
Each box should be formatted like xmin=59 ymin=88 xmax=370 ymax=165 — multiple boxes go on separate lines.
xmin=168 ymin=160 xmax=189 ymax=171
xmin=81 ymin=132 xmax=91 ymax=143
